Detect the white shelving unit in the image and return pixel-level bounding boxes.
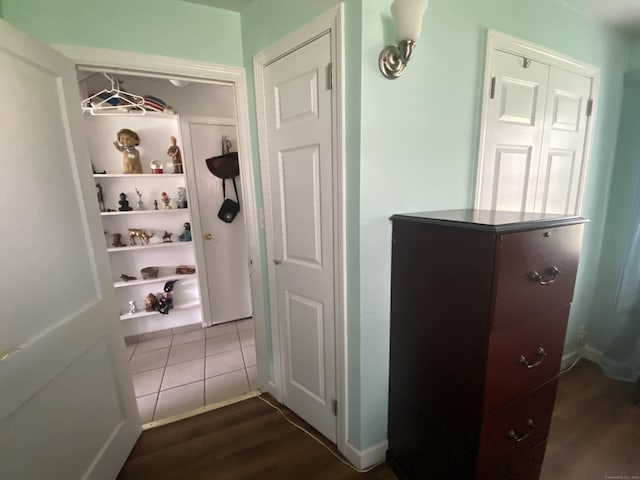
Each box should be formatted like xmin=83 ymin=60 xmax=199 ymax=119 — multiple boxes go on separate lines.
xmin=86 ymin=113 xmax=203 ymax=336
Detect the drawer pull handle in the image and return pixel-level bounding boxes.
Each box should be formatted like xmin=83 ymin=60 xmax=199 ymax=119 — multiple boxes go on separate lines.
xmin=508 ymin=418 xmax=535 ymax=443
xmin=530 ymin=266 xmax=562 ymax=285
xmin=518 ymin=347 xmax=547 ymax=369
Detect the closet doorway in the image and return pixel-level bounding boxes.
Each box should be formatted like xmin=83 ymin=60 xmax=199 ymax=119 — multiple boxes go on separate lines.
xmin=66 ymin=49 xmax=265 ymax=425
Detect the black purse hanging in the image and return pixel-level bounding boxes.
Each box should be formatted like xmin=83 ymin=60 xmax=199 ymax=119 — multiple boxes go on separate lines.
xmin=218 ymin=176 xmax=240 ymax=223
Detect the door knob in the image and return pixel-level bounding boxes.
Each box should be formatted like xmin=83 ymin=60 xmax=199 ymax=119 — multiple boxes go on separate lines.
xmin=204 ymin=233 xmax=213 ymax=240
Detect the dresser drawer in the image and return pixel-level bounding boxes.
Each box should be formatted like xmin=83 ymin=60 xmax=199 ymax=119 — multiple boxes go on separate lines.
xmin=483 ymin=305 xmax=569 ymax=412
xmin=476 ymin=441 xmax=547 ymax=480
xmin=492 ymin=224 xmax=584 ymax=330
xmin=477 ymin=379 xmax=558 ymax=469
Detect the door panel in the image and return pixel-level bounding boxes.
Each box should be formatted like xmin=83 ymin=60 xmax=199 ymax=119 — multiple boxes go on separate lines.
xmin=478 ymin=50 xmax=548 ymax=212
xmin=264 ymin=32 xmax=337 ymax=442
xmin=0 ymin=18 xmax=139 ymax=479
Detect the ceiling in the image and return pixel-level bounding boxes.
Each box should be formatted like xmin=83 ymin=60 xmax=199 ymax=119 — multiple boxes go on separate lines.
xmin=179 ymin=0 xmax=640 ymax=33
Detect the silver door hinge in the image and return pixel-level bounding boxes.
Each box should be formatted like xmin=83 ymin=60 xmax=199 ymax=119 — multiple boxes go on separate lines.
xmin=332 ymin=398 xmax=338 ymax=416
xmin=586 ymin=98 xmax=593 ymax=117
xmin=327 ymin=62 xmax=333 ymax=90
xmin=490 ymin=76 xmax=496 ymax=99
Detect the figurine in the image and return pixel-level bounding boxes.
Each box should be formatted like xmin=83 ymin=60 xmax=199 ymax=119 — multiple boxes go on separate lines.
xmin=160 ymin=191 xmax=172 ymax=209
xmin=135 ymin=188 xmax=144 ymax=210
xmin=162 ymin=231 xmax=173 ymax=242
xmin=176 ymin=186 xmax=188 ymax=209
xmin=157 ymin=280 xmax=179 ymax=314
xmin=178 ymin=222 xmax=192 ymax=242
xmin=128 ymin=301 xmax=137 ymax=314
xmin=112 ymin=233 xmax=126 ymax=247
xmin=153 ymin=200 xmax=159 ymax=210
xmin=96 ymin=183 xmax=106 ymax=212
xmin=118 ymin=192 xmax=133 ymax=211
xmin=167 ymin=136 xmax=183 ymax=174
xmin=113 ymin=128 xmax=142 ymax=174
xmin=145 ymin=293 xmax=159 ymax=312
xmin=120 ymin=273 xmax=137 ymax=282
xmin=128 ymin=228 xmax=156 ymax=246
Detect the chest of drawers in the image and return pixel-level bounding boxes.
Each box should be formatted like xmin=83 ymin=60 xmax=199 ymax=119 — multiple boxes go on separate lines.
xmin=386 ymin=209 xmax=587 ymax=479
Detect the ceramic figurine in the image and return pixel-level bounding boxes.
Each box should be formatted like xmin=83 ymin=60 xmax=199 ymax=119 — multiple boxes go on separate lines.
xmin=118 ymin=192 xmax=133 ymax=211
xmin=145 ymin=293 xmax=158 ymax=312
xmin=167 ymin=136 xmax=183 ymax=174
xmin=135 ymin=188 xmax=144 ymax=210
xmin=162 ymin=231 xmax=173 ymax=243
xmin=153 ymin=199 xmax=159 ymax=210
xmin=128 ymin=301 xmax=137 ymax=314
xmin=120 ymin=273 xmax=137 ymax=282
xmin=161 ymin=191 xmax=172 ymax=209
xmin=157 ymin=279 xmax=179 ymax=314
xmin=177 ymin=186 xmax=187 ymax=209
xmin=113 ymin=128 xmax=142 ymax=174
xmin=178 ymin=222 xmax=191 ymax=242
xmin=96 ymin=183 xmax=106 ymax=212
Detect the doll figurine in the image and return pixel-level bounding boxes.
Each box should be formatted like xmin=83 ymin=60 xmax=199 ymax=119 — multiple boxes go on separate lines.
xmin=167 ymin=136 xmax=183 ymax=174
xmin=114 ymin=128 xmax=143 ymax=174
xmin=178 ymin=222 xmax=191 ymax=242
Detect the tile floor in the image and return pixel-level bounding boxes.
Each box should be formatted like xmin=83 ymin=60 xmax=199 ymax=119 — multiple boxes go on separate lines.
xmin=125 ymin=318 xmax=257 ymax=423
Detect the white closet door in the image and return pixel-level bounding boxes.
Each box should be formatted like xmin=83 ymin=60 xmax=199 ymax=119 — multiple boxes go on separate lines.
xmin=477 ymin=50 xmax=549 ymax=212
xmin=535 ymin=68 xmax=592 ymax=214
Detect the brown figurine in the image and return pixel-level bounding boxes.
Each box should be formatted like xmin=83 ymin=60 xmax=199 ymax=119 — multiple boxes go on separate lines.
xmin=145 ymin=293 xmax=159 ymax=312
xmin=114 ymin=128 xmax=142 ymax=174
xmin=96 ymin=182 xmax=105 ymax=212
xmin=167 ymin=136 xmax=183 ymax=174
xmin=112 ymin=233 xmax=126 ymax=247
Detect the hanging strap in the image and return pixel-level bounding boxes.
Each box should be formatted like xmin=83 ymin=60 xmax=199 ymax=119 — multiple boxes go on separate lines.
xmin=221 ymin=177 xmax=240 ymax=208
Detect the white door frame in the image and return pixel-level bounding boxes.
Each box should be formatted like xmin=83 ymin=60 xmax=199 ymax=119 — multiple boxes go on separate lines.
xmin=51 ymin=44 xmax=270 ymax=395
xmin=253 ymin=5 xmax=347 ymax=454
xmin=475 ymin=29 xmax=600 ymax=214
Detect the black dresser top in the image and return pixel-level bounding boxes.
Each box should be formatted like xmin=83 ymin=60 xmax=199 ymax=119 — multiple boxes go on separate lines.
xmin=391 ymin=209 xmax=588 ymax=233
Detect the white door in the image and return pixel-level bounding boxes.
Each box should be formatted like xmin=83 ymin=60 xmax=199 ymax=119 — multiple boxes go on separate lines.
xmin=263 ymin=33 xmax=337 ymax=442
xmin=0 ymin=19 xmax=140 ymax=480
xmin=180 ymin=117 xmax=253 ymax=325
xmin=477 ymin=50 xmax=549 ymax=212
xmin=535 ymin=67 xmax=591 ymax=214
xmin=476 ymin=48 xmax=594 ymax=214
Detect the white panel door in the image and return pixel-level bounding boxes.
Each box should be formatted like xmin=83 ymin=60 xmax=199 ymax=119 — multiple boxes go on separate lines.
xmin=536 ymin=68 xmax=592 ymax=214
xmin=0 ymin=19 xmax=140 ymax=480
xmin=477 ymin=50 xmax=549 ymax=212
xmin=180 ymin=117 xmax=253 ymax=325
xmin=263 ymin=33 xmax=336 ymax=442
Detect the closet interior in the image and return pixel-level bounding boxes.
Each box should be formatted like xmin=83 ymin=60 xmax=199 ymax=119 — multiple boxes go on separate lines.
xmin=78 ymin=71 xmax=256 ymax=423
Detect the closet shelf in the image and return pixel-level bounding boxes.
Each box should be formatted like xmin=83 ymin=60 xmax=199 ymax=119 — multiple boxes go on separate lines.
xmin=107 ymin=242 xmax=192 ymax=253
xmin=102 ymin=209 xmax=189 ymax=216
xmin=94 ymin=173 xmax=184 ymax=178
xmin=114 ymin=272 xmax=195 ymax=289
xmin=120 ymin=300 xmax=200 ymax=320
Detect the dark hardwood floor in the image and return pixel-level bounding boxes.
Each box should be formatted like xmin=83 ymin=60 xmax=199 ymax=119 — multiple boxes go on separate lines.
xmin=118 ymin=360 xmax=639 ymax=479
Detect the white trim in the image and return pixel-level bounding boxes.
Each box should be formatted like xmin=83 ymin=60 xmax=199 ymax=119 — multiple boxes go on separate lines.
xmin=560 ymin=349 xmax=582 ymax=371
xmin=343 ymin=440 xmax=388 ymax=470
xmin=51 ymin=44 xmax=270 ymax=397
xmin=252 ymin=3 xmax=347 ymax=457
xmin=474 ymin=29 xmax=601 ymax=215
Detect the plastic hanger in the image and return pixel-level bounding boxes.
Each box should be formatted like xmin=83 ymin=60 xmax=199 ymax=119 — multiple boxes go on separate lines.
xmin=80 ymin=73 xmax=146 ymax=115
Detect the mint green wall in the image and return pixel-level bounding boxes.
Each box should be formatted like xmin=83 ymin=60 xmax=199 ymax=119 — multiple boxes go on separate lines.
xmin=1 ymin=0 xmax=243 ymax=66
xmin=356 ymin=0 xmax=629 ymax=448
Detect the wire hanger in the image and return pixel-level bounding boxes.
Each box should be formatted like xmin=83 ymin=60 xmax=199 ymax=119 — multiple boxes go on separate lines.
xmin=80 ymin=73 xmax=146 ymax=116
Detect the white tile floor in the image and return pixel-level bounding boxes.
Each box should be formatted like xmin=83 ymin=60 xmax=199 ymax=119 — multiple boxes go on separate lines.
xmin=125 ymin=318 xmax=257 ymax=423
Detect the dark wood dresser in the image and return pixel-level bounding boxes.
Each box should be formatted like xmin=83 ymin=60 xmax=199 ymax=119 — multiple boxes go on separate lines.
xmin=386 ymin=209 xmax=587 ymax=479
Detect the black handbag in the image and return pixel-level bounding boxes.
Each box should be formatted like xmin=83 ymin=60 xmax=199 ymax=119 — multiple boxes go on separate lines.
xmin=218 ymin=177 xmax=240 ymax=223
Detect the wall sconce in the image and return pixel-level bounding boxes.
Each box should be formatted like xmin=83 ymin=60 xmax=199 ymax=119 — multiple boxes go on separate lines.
xmin=379 ymin=0 xmax=429 ymax=79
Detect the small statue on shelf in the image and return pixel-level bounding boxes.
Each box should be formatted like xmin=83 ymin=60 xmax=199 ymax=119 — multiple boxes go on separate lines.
xmin=157 ymin=280 xmax=179 ymax=314
xmin=112 ymin=233 xmax=126 ymax=248
xmin=162 ymin=231 xmax=173 ymax=243
xmin=160 ymin=191 xmax=172 ymax=209
xmin=167 ymin=136 xmax=183 ymax=174
xmin=128 ymin=301 xmax=138 ymax=314
xmin=178 ymin=222 xmax=192 ymax=242
xmin=118 ymin=192 xmax=133 ymax=211
xmin=135 ymin=188 xmax=145 ymax=210
xmin=120 ymin=273 xmax=137 ymax=282
xmin=96 ymin=183 xmax=106 ymax=212
xmin=176 ymin=186 xmax=188 ymax=209
xmin=153 ymin=199 xmax=159 ymax=210
xmin=145 ymin=293 xmax=159 ymax=312
xmin=113 ymin=128 xmax=143 ymax=174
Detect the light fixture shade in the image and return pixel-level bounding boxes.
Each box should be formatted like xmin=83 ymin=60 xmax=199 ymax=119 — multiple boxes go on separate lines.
xmin=391 ymin=0 xmax=429 ymax=42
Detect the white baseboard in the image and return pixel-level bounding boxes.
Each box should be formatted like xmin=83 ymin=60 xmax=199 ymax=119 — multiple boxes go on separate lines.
xmin=344 ymin=439 xmax=388 ymax=470
xmin=561 ymin=349 xmax=582 ymax=370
